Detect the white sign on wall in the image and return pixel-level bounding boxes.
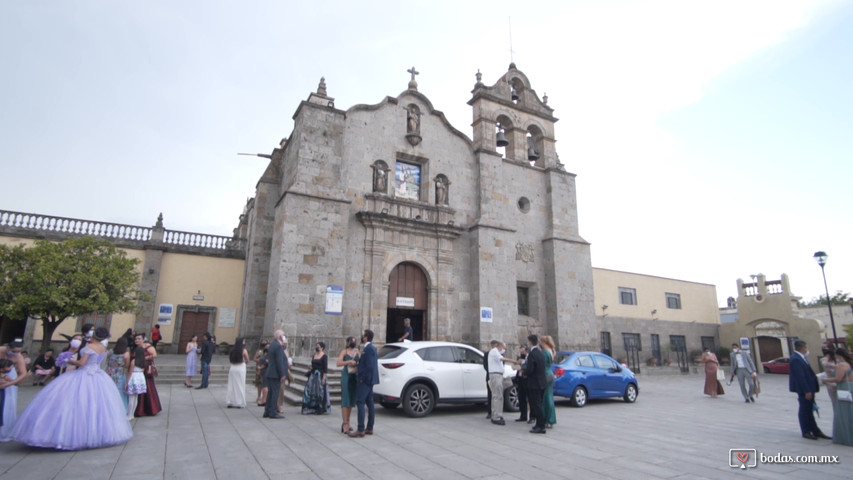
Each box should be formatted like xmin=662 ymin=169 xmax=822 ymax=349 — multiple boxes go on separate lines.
xmin=480 ymin=307 xmax=493 ymax=323
xmin=157 ymin=304 xmax=173 ymax=325
xmin=219 ymin=307 xmax=236 ymax=328
xmin=396 ymin=297 xmax=415 ymax=308
xmin=325 ymin=286 xmax=343 ymax=315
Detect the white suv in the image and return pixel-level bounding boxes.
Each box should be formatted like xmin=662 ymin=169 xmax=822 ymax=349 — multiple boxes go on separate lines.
xmin=374 ymin=341 xmax=519 ymax=418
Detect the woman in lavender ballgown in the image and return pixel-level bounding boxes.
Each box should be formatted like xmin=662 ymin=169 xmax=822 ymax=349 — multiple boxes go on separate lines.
xmin=12 ymin=328 xmax=133 ymax=450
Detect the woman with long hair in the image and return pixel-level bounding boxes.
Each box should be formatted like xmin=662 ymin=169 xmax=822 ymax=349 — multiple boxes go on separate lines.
xmin=106 ymin=337 xmax=130 ymax=413
xmin=822 ymin=348 xmax=852 ymax=446
xmin=302 ymin=341 xmax=330 ymax=415
xmin=12 ymin=328 xmax=133 ymax=450
xmin=0 ymin=338 xmax=30 ymax=441
xmin=125 ymin=334 xmax=147 ymax=421
xmin=701 ymin=347 xmax=725 ymax=398
xmin=821 ymin=342 xmax=838 ymax=413
xmin=185 ymin=334 xmax=200 ymax=388
xmin=540 ymin=335 xmax=557 ymax=428
xmin=226 ymin=337 xmax=250 ymax=408
xmin=336 ymin=336 xmax=359 ymax=433
xmin=133 ymin=334 xmax=161 ymax=417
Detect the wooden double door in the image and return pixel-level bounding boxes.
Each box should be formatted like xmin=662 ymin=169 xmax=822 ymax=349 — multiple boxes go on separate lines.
xmin=178 ymin=311 xmax=210 ymax=354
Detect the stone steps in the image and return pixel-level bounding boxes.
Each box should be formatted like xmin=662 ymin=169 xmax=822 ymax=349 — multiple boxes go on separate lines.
xmin=152 ymin=358 xmax=345 ymax=406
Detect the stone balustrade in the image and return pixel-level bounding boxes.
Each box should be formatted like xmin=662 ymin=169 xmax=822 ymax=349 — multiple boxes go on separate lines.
xmin=1 ymin=210 xmax=151 ymax=241
xmin=0 ymin=209 xmax=245 ymax=257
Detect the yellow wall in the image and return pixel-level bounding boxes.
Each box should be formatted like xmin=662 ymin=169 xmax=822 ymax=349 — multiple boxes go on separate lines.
xmin=593 ymin=268 xmax=720 ymax=324
xmin=2 ymin=234 xmax=244 ymax=345
xmin=153 ymin=252 xmax=244 ymax=344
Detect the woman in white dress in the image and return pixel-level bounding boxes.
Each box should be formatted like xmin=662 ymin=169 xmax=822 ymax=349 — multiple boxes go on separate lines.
xmin=226 ymin=337 xmax=250 ymax=408
xmin=0 ymin=338 xmax=30 ymax=441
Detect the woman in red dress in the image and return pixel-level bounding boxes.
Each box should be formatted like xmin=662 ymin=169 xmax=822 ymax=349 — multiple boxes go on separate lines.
xmin=134 ymin=333 xmax=162 ymax=417
xmin=701 ymin=348 xmax=725 ymax=398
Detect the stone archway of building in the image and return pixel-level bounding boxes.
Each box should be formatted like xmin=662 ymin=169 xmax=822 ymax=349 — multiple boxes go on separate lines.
xmin=756 ymin=336 xmax=783 ymax=367
xmin=752 ymin=320 xmax=789 ymax=366
xmin=387 ymin=262 xmax=428 ymax=343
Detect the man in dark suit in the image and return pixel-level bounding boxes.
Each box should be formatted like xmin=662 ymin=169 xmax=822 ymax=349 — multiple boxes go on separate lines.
xmin=264 ymin=330 xmax=288 ymax=419
xmin=349 ymin=329 xmax=380 ymax=437
xmin=196 ymin=332 xmax=216 ymax=389
xmin=523 ymin=334 xmax=547 ymax=434
xmin=789 ymin=340 xmax=829 ymax=440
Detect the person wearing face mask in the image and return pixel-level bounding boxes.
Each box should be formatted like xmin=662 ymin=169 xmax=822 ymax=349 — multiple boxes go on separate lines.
xmin=0 ymin=339 xmax=30 ymax=441
xmin=486 ymin=340 xmax=518 ymax=426
xmin=336 ymin=336 xmax=359 ymax=433
xmin=56 ymin=335 xmax=83 ymax=374
xmin=302 ymin=342 xmax=330 ymax=415
xmin=729 ymin=343 xmax=758 ymax=403
xmin=789 ymin=340 xmax=830 ymax=440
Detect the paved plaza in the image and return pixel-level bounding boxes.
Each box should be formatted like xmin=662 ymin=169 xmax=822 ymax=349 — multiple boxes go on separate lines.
xmin=0 ymin=372 xmax=850 ymax=479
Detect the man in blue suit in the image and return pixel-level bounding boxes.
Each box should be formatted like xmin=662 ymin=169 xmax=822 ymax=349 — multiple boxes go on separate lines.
xmin=349 ymin=329 xmax=380 ymax=437
xmin=789 ymin=340 xmax=830 ymax=440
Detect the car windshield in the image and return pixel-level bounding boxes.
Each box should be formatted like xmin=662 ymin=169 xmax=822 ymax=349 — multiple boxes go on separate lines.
xmin=378 ymin=345 xmax=408 ymax=359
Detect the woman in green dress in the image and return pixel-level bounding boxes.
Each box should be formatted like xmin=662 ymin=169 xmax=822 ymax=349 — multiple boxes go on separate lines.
xmin=822 ymin=348 xmax=852 ymax=446
xmin=541 ymin=335 xmax=557 ymax=428
xmin=336 ymin=336 xmax=360 ymax=434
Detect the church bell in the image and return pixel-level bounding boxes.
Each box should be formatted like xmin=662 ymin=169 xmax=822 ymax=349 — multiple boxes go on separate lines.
xmin=496 ymin=130 xmax=509 ymax=147
xmin=511 ymin=87 xmax=519 ymax=102
xmin=527 ymin=147 xmax=539 ymax=161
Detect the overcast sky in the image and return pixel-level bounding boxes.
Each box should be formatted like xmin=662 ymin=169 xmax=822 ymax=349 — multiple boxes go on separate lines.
xmin=1 ymin=1 xmax=850 ymax=307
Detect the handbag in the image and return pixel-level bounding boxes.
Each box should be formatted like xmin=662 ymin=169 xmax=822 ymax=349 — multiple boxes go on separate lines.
xmin=838 ymin=389 xmax=852 ymax=402
xmin=347 ymin=365 xmax=357 ymax=374
xmin=146 ymin=361 xmax=158 ymax=377
xmin=716 ymin=368 xmax=725 ymax=382
xmin=546 ymin=371 xmax=555 ymax=385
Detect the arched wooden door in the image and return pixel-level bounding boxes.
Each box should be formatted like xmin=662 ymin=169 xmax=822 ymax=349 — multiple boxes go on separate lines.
xmin=387 ymin=262 xmax=428 ymax=343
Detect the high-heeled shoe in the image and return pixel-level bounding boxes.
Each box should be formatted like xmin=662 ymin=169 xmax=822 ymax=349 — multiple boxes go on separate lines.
xmin=185 ymin=383 xmax=192 ymax=388
xmin=341 ymin=422 xmax=346 ymax=433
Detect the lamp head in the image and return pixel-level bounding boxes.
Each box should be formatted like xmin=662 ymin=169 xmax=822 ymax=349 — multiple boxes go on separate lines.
xmin=813 ymin=251 xmax=828 ymax=267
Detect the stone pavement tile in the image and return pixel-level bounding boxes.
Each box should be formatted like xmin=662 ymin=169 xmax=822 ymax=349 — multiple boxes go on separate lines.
xmin=0 ymin=447 xmax=73 ymax=479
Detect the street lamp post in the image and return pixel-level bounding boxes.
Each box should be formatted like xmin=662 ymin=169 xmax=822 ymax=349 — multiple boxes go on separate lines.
xmin=813 ymin=251 xmax=839 ymax=348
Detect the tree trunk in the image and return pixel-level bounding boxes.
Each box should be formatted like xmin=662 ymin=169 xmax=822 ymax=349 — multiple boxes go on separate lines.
xmin=40 ymin=319 xmax=62 ymax=353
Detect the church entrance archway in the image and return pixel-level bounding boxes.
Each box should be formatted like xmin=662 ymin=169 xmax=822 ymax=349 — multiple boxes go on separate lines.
xmin=387 ymin=262 xmax=428 ymax=343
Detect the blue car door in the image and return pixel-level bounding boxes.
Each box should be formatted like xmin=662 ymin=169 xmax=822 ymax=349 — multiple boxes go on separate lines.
xmin=593 ymin=354 xmax=624 ymax=396
xmin=573 ymin=354 xmax=601 ymax=395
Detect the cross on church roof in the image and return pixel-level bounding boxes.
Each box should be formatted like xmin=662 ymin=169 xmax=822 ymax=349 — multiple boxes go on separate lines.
xmin=407 ymin=66 xmax=419 ymax=90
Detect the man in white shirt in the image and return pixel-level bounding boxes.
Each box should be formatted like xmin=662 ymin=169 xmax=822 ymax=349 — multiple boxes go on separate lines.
xmin=487 ymin=340 xmax=516 ymax=425
xmin=729 ymin=343 xmax=757 ymax=403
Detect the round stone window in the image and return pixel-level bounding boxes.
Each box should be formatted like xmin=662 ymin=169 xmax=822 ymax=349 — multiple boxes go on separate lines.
xmin=517 ymin=197 xmax=530 ymax=213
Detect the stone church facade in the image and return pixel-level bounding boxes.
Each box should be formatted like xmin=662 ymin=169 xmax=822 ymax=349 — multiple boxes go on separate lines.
xmin=236 ymin=64 xmax=597 ymax=354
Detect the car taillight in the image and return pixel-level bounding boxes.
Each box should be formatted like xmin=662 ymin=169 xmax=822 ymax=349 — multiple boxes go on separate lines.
xmin=554 ymin=367 xmax=565 ymax=378
xmin=382 ymin=363 xmax=405 ymax=369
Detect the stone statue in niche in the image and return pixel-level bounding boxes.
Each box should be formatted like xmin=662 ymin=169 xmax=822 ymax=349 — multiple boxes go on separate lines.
xmin=407 ymin=104 xmax=421 ymax=135
xmin=434 ymin=175 xmax=450 ymax=205
xmin=515 ymin=243 xmax=535 ymax=263
xmin=371 ymin=162 xmax=388 ymax=193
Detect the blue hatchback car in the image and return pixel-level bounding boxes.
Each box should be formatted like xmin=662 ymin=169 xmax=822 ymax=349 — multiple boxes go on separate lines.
xmin=552 ymin=351 xmax=639 ymax=407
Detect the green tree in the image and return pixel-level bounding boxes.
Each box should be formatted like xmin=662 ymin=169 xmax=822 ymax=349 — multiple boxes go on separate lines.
xmin=0 ymin=237 xmax=143 ymax=352
xmin=798 ymin=291 xmax=851 ymax=308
